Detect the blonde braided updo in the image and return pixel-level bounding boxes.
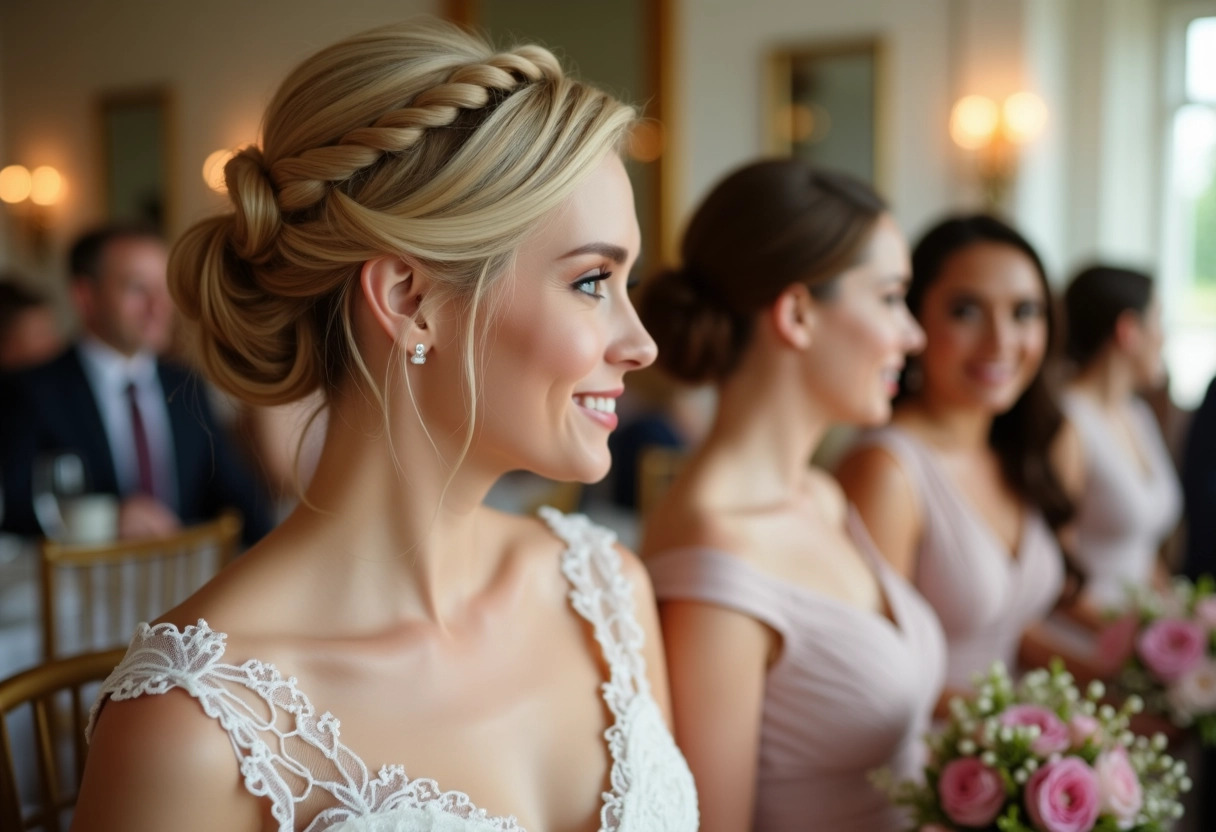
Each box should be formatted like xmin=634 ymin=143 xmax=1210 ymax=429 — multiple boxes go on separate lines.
xmin=170 ymin=19 xmax=636 ymax=407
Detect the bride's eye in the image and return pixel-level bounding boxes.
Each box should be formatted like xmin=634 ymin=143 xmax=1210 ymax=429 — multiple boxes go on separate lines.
xmin=573 ymin=269 xmax=612 ymax=300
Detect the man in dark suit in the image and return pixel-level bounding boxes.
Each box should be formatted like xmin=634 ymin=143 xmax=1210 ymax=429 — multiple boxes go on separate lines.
xmin=0 ymin=225 xmax=272 ymax=545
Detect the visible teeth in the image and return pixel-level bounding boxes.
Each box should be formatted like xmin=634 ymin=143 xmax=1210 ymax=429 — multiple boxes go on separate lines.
xmin=576 ymin=395 xmax=616 ymax=414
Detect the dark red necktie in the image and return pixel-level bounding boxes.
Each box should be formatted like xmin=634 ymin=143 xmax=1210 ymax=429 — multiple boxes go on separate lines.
xmin=126 ymin=381 xmax=155 ymax=497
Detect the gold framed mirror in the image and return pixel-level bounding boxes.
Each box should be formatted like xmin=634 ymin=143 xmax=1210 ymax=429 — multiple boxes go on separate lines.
xmin=767 ymin=39 xmax=886 ymax=189
xmin=98 ymin=87 xmax=172 ymax=232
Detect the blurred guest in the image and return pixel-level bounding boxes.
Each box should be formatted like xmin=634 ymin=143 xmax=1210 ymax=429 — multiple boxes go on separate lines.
xmin=1060 ymin=266 xmax=1181 ymax=614
xmin=641 ymin=160 xmax=943 ymax=832
xmin=1184 ymin=376 xmax=1216 ymax=580
xmin=0 ymin=225 xmax=272 ymax=543
xmin=0 ymin=279 xmax=63 ymax=371
xmin=837 ymin=215 xmax=1101 ymax=698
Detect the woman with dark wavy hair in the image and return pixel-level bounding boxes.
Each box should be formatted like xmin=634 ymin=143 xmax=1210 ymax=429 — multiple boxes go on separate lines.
xmin=838 ymin=214 xmax=1091 ymax=699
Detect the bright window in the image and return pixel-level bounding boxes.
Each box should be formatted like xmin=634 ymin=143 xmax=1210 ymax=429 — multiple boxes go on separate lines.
xmin=1163 ymin=14 xmax=1216 ymax=408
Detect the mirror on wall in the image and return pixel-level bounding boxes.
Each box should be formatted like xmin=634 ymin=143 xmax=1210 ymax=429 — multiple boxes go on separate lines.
xmin=98 ymin=88 xmax=170 ymax=232
xmin=767 ymin=39 xmax=884 ymax=188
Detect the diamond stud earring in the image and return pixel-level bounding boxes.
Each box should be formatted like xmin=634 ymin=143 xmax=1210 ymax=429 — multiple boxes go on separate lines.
xmin=410 ymin=344 xmax=427 ymax=365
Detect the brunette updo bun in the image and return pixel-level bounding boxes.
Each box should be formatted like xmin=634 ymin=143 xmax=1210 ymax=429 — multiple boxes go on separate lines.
xmin=639 ymin=159 xmax=886 ymax=384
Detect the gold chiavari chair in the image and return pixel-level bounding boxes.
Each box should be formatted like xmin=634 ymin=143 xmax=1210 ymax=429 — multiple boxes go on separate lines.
xmin=637 ymin=445 xmax=687 ymax=519
xmin=39 ymin=512 xmax=241 ymax=660
xmin=0 ymin=647 xmax=126 ymax=832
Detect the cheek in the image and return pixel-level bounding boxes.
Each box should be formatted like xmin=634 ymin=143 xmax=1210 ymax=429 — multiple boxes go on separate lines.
xmin=484 ymin=297 xmax=601 ymax=406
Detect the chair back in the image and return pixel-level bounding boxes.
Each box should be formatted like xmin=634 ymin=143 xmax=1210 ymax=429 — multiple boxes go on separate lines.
xmin=637 ymin=445 xmax=687 ymax=518
xmin=0 ymin=648 xmax=125 ymax=832
xmin=39 ymin=512 xmax=241 ymax=660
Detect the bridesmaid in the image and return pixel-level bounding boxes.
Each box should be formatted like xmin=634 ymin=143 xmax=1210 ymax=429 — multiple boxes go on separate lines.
xmin=837 ymin=214 xmax=1094 ymax=700
xmin=1061 ymin=265 xmax=1182 ymax=616
xmin=639 ymin=160 xmax=945 ymax=832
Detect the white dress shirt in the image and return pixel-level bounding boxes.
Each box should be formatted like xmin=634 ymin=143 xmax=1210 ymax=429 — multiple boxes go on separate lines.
xmin=76 ymin=338 xmax=178 ymax=511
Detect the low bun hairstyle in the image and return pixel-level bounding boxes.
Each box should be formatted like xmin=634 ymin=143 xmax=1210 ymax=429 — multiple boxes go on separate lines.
xmin=1063 ymin=265 xmax=1154 ymax=368
xmin=170 ymin=19 xmax=635 ymax=408
xmin=639 ymin=159 xmax=887 ymax=384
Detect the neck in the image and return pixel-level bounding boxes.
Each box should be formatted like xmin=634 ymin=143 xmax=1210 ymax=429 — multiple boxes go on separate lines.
xmin=699 ymin=346 xmax=828 ymax=504
xmin=289 ymin=386 xmax=505 ymax=625
xmin=1070 ymin=351 xmax=1134 ymax=408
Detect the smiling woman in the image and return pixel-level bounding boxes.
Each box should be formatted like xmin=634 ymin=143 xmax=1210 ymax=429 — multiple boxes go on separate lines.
xmin=73 ymin=18 xmax=696 ymax=832
xmin=838 ymin=214 xmax=1099 ymax=708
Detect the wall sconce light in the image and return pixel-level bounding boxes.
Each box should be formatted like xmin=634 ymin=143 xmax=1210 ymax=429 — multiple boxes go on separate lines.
xmin=0 ymin=164 xmax=64 ymax=258
xmin=202 ymin=148 xmax=235 ymax=193
xmin=950 ymin=92 xmax=1047 ymax=210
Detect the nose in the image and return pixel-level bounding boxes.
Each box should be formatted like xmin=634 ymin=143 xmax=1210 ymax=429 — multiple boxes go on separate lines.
xmin=609 ymin=296 xmax=658 ymax=371
xmin=983 ymin=311 xmax=1017 ymax=356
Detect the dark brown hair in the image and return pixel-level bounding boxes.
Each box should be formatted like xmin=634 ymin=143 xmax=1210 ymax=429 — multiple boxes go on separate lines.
xmin=902 ymin=214 xmax=1075 ymax=531
xmin=1063 ymin=265 xmax=1154 ymax=368
xmin=639 ymin=159 xmax=886 ymax=384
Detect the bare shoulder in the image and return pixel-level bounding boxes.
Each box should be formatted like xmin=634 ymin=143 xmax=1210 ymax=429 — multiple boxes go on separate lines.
xmin=76 ymin=689 xmax=260 ymax=831
xmin=835 ymin=441 xmax=919 ymax=513
xmin=1051 ymin=414 xmax=1086 ymax=500
xmin=834 ymin=441 xmax=924 ymax=580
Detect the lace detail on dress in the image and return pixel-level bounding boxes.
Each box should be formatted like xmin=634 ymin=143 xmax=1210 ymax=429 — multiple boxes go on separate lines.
xmin=86 ymin=620 xmax=522 ymax=832
xmin=537 ymin=507 xmax=697 ymax=832
xmin=86 ymin=509 xmax=696 ymax=832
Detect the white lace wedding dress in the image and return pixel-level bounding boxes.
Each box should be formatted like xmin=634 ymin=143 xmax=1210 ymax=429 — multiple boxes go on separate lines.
xmin=87 ymin=508 xmax=698 ymax=832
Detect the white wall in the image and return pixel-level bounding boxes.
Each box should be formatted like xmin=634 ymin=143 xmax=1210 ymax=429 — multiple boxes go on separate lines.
xmin=676 ymin=0 xmax=956 ymax=242
xmin=0 ymin=0 xmax=437 ymax=288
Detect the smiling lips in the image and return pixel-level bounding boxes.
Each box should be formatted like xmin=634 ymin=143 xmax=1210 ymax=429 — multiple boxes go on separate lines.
xmin=574 ymin=393 xmax=620 ymax=429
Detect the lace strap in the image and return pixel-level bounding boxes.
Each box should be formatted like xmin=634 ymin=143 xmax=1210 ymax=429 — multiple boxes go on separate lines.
xmin=537 ymin=507 xmax=650 ymax=716
xmin=87 ymin=620 xmax=305 ymax=831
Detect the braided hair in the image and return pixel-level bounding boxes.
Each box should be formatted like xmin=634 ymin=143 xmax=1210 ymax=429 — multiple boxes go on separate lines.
xmin=170 ymin=19 xmax=635 ymax=408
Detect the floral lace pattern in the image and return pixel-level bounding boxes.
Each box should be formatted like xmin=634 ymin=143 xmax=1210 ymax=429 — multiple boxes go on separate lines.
xmin=87 ymin=508 xmax=697 ymax=832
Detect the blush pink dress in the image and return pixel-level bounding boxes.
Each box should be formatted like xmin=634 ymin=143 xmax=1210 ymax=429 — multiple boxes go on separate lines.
xmin=647 ymin=512 xmax=946 ymax=832
xmin=1062 ymin=393 xmax=1182 ymax=608
xmin=854 ymin=426 xmax=1065 ymax=689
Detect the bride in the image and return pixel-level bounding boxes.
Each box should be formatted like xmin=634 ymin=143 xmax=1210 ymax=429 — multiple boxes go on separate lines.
xmin=74 ymin=19 xmax=697 ymax=832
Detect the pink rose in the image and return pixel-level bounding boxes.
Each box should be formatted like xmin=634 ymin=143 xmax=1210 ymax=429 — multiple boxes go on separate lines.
xmin=1195 ymin=597 xmax=1216 ymax=630
xmin=1000 ymin=704 xmax=1071 ymax=755
xmin=1137 ymin=618 xmax=1207 ymax=681
xmin=1094 ymin=747 xmax=1143 ymax=829
xmin=938 ymin=757 xmax=1006 ymax=827
xmin=1025 ymin=758 xmax=1101 ymax=832
xmin=1068 ymin=714 xmax=1102 ymax=749
xmin=1167 ymin=659 xmax=1216 ymax=719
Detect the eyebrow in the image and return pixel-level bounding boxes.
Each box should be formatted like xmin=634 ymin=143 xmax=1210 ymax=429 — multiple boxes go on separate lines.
xmin=560 ymin=242 xmax=631 ymax=264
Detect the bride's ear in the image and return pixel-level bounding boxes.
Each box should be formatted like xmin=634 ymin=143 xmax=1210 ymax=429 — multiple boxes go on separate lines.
xmin=768 ymin=283 xmax=817 ymax=350
xmin=359 ymin=255 xmax=435 ymax=346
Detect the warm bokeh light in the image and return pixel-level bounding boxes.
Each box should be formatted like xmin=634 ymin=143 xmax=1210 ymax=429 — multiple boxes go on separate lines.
xmin=29 ymin=166 xmax=63 ymax=206
xmin=0 ymin=165 xmax=32 ymax=204
xmin=627 ymin=121 xmax=665 ymax=163
xmin=950 ymin=95 xmax=1000 ymax=150
xmin=203 ymin=148 xmax=235 ymax=192
xmin=1003 ymin=92 xmax=1048 ymax=144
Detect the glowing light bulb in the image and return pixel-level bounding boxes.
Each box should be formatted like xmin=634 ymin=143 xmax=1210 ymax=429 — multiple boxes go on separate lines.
xmin=950 ymin=95 xmax=999 ymax=150
xmin=0 ymin=165 xmax=32 ymax=204
xmin=1003 ymin=92 xmax=1048 ymax=144
xmin=203 ymin=148 xmax=235 ymax=192
xmin=29 ymin=166 xmax=63 ymax=206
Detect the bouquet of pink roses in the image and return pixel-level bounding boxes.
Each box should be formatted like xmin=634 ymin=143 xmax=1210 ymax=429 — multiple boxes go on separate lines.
xmin=1108 ymin=575 xmax=1216 ymax=745
xmin=882 ymin=662 xmax=1189 ymax=832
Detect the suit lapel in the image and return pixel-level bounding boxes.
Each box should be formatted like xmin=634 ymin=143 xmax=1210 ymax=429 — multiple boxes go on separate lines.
xmin=63 ymin=347 xmax=121 ymax=492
